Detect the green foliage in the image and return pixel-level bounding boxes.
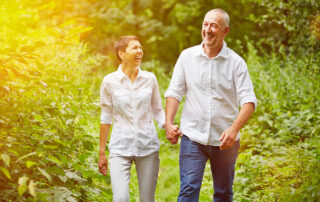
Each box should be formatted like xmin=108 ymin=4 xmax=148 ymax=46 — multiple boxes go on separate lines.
xmin=81 ymin=0 xmax=260 ymax=71
xmin=246 ymin=42 xmax=320 ymax=143
xmin=0 ymin=1 xmax=111 ymax=200
xmin=246 ymin=0 xmax=320 ymax=56
xmin=232 ymin=43 xmax=320 ymax=201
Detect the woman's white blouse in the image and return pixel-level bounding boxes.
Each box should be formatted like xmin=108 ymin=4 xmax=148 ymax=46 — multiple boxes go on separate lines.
xmin=100 ymin=65 xmax=165 ymax=157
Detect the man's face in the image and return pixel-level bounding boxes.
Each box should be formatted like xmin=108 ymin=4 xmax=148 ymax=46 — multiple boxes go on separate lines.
xmin=201 ymin=11 xmax=229 ymax=49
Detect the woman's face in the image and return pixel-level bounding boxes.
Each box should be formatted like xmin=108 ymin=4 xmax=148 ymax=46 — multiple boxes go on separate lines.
xmin=121 ymin=40 xmax=143 ymax=67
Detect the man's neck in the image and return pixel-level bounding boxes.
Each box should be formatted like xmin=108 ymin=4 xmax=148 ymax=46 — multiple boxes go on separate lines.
xmin=203 ymin=43 xmax=223 ymax=59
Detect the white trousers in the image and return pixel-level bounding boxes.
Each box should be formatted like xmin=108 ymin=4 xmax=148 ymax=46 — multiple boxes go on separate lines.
xmin=109 ymin=151 xmax=159 ymax=202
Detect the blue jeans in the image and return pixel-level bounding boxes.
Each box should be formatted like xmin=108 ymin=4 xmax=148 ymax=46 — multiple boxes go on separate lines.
xmin=178 ymin=135 xmax=240 ymax=202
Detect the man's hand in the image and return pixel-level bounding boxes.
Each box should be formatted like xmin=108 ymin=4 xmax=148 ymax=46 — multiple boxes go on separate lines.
xmin=219 ymin=127 xmax=238 ymax=150
xmin=98 ymin=154 xmax=108 ymax=176
xmin=165 ymin=123 xmax=182 ymax=144
xmin=219 ymin=103 xmax=255 ymax=150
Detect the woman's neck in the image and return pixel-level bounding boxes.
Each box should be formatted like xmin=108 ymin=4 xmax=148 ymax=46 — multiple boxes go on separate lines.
xmin=122 ymin=62 xmax=139 ymax=83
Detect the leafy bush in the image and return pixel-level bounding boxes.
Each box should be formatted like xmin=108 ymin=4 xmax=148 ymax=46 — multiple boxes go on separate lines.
xmin=0 ymin=1 xmax=111 ymax=200
xmin=247 ymin=0 xmax=320 ymax=56
xmin=233 ymin=43 xmax=320 ymax=201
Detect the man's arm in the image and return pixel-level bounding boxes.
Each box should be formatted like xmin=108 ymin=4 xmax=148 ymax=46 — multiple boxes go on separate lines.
xmin=98 ymin=124 xmax=111 ymax=175
xmin=165 ymin=97 xmax=182 ymax=144
xmin=219 ymin=103 xmax=255 ymax=150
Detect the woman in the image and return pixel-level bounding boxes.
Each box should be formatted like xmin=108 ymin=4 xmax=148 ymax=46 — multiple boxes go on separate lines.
xmin=98 ymin=35 xmax=165 ymax=202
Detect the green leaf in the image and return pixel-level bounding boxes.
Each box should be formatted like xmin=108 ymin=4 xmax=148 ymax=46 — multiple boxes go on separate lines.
xmin=8 ymin=37 xmax=19 ymax=50
xmin=43 ymin=145 xmax=59 ymax=149
xmin=48 ymin=155 xmax=62 ymax=165
xmin=16 ymin=152 xmax=37 ymax=162
xmin=35 ymin=41 xmax=46 ymax=47
xmin=0 ymin=86 xmax=10 ymax=94
xmin=18 ymin=176 xmax=28 ymax=196
xmin=83 ymin=141 xmax=93 ymax=150
xmin=66 ymin=119 xmax=73 ymax=125
xmin=10 ymin=66 xmax=29 ymax=79
xmin=20 ymin=45 xmax=36 ymax=53
xmin=16 ymin=57 xmax=28 ymax=65
xmin=0 ymin=167 xmax=11 ymax=180
xmin=7 ymin=149 xmax=19 ymax=156
xmin=36 ymin=61 xmax=46 ymax=70
xmin=33 ymin=114 xmax=43 ymax=123
xmin=27 ymin=69 xmax=42 ymax=76
xmin=70 ymin=26 xmax=93 ymax=35
xmin=0 ymin=69 xmax=9 ymax=80
xmin=28 ymin=180 xmax=37 ymax=198
xmin=1 ymin=154 xmax=10 ymax=167
xmin=37 ymin=167 xmax=52 ymax=181
xmin=47 ymin=166 xmax=65 ymax=176
xmin=240 ymin=198 xmax=251 ymax=202
xmin=60 ymin=19 xmax=76 ymax=28
xmin=26 ymin=161 xmax=37 ymax=168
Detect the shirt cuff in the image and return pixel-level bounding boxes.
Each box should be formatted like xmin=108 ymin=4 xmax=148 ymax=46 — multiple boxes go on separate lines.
xmin=157 ymin=118 xmax=165 ymax=129
xmin=164 ymin=89 xmax=183 ymax=102
xmin=240 ymin=95 xmax=257 ymax=110
xmin=100 ymin=112 xmax=113 ymax=124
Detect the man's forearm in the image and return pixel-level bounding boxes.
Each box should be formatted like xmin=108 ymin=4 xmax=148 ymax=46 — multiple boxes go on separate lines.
xmin=100 ymin=124 xmax=111 ymax=155
xmin=231 ymin=103 xmax=255 ymax=133
xmin=165 ymin=97 xmax=180 ymax=125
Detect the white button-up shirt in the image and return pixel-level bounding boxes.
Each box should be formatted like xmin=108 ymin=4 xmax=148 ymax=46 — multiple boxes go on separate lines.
xmin=165 ymin=41 xmax=257 ymax=146
xmin=100 ymin=65 xmax=165 ymax=156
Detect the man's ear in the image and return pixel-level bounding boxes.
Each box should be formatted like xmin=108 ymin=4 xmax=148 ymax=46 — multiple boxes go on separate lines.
xmin=224 ymin=26 xmax=230 ymax=35
xmin=118 ymin=50 xmax=125 ymax=61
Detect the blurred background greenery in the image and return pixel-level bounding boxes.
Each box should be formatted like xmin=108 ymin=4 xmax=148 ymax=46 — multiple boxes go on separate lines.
xmin=0 ymin=0 xmax=319 ymax=201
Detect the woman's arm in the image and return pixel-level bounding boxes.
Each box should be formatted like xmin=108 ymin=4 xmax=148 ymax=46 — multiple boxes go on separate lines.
xmin=151 ymin=74 xmax=165 ymax=128
xmin=99 ymin=124 xmax=111 ymax=176
xmin=99 ymin=77 xmax=113 ymax=176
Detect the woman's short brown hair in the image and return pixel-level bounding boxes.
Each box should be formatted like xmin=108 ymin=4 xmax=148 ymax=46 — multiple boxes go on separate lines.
xmin=114 ymin=35 xmax=140 ymax=61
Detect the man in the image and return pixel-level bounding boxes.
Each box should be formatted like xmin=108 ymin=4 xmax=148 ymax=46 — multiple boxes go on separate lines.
xmin=164 ymin=8 xmax=257 ymax=202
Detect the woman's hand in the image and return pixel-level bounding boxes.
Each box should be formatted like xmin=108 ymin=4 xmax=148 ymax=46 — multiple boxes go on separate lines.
xmin=98 ymin=154 xmax=108 ymax=176
xmin=165 ymin=123 xmax=182 ymax=144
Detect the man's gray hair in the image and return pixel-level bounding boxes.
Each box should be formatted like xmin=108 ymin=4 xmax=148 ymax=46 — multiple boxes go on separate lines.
xmin=208 ymin=8 xmax=230 ymax=27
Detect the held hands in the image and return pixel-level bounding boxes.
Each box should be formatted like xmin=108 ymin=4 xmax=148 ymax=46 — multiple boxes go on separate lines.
xmin=98 ymin=154 xmax=108 ymax=176
xmin=165 ymin=123 xmax=182 ymax=144
xmin=219 ymin=127 xmax=238 ymax=150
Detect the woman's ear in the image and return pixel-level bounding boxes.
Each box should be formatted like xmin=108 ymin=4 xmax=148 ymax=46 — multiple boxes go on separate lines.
xmin=118 ymin=50 xmax=125 ymax=61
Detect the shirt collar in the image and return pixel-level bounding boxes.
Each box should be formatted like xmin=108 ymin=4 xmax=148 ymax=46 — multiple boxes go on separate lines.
xmin=117 ymin=64 xmax=144 ymax=80
xmin=197 ymin=41 xmax=229 ymax=59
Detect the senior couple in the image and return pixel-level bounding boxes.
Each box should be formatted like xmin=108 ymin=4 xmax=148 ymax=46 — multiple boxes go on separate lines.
xmin=98 ymin=8 xmax=257 ymax=202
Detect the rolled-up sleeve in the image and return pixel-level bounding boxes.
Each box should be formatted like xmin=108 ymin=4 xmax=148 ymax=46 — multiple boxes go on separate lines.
xmin=151 ymin=74 xmax=165 ymax=128
xmin=100 ymin=77 xmax=113 ymax=124
xmin=234 ymin=61 xmax=257 ymax=109
xmin=164 ymin=53 xmax=186 ymax=102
